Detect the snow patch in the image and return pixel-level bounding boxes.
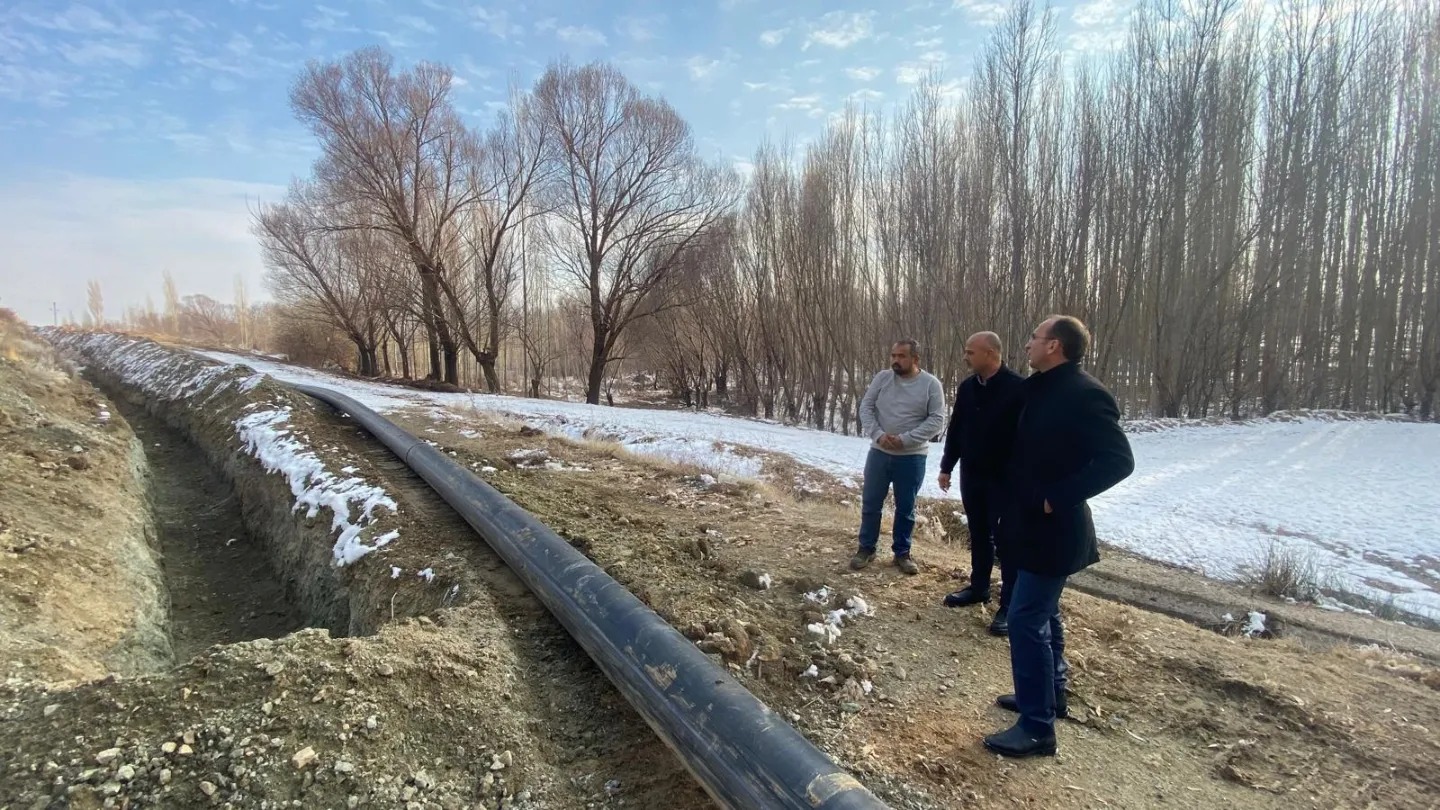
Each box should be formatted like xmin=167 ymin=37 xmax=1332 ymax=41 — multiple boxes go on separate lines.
xmin=1242 ymin=611 xmax=1268 ymax=637
xmin=235 ymin=407 xmax=399 ymax=566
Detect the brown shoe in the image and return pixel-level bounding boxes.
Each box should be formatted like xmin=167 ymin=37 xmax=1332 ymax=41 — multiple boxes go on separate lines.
xmin=894 ymin=554 xmax=919 ymax=575
xmin=849 ymin=550 xmax=875 ymax=570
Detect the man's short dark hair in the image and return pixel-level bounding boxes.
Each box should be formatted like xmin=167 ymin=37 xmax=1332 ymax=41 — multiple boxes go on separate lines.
xmin=893 ymin=338 xmax=920 ymax=358
xmin=1047 ymin=316 xmax=1090 ymax=362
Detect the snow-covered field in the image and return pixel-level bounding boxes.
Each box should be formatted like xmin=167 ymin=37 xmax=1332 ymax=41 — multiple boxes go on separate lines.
xmin=202 ymin=351 xmax=1440 ymax=619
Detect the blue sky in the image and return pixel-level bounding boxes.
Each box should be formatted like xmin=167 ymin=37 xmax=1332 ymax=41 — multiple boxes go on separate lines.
xmin=0 ymin=0 xmax=1135 ymax=325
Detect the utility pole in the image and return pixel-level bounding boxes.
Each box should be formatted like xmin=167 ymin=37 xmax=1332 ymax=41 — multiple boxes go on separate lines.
xmin=52 ymin=302 xmax=59 ymax=326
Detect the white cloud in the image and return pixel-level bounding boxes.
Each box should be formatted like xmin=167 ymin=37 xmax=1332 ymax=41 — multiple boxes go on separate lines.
xmin=687 ymin=56 xmax=723 ymax=80
xmin=303 ymin=5 xmax=357 ymax=32
xmin=1073 ymin=0 xmax=1128 ymax=28
xmin=0 ymin=64 xmax=76 ymax=106
xmin=952 ymin=0 xmax=1007 ymax=26
xmin=804 ymin=11 xmax=876 ymax=50
xmin=848 ymin=88 xmax=884 ymax=104
xmin=775 ymin=94 xmax=826 ymax=118
xmin=845 ymin=66 xmax=881 ymax=81
xmin=371 ymin=29 xmax=413 ymax=50
xmin=759 ymin=28 xmax=786 ymax=47
xmin=56 ymin=41 xmax=148 ymax=68
xmin=1068 ymin=29 xmax=1128 ymax=54
xmin=895 ymin=51 xmax=947 ymax=84
xmin=1067 ymin=0 xmax=1133 ymax=54
xmin=471 ymin=6 xmax=523 ymax=39
xmin=556 ymin=24 xmax=607 ymax=47
xmin=459 ymin=56 xmax=495 ymax=79
xmin=19 ymin=6 xmax=157 ymax=39
xmin=616 ymin=15 xmax=662 ymax=43
xmin=0 ymin=174 xmax=285 ymax=327
xmin=396 ymin=15 xmax=438 ymax=34
xmin=914 ymin=37 xmax=943 ymax=48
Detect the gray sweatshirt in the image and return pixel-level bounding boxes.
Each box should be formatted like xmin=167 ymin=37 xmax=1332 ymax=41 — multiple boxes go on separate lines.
xmin=859 ymin=369 xmax=947 ymax=455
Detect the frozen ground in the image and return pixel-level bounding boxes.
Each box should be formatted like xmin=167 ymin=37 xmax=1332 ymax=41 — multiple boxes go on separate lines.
xmin=202 ymin=351 xmax=1440 ymax=619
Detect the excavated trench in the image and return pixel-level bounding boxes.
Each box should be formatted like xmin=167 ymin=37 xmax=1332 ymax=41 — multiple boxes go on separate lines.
xmin=108 ymin=392 xmax=305 ymax=662
xmin=34 ymin=334 xmax=709 ymax=808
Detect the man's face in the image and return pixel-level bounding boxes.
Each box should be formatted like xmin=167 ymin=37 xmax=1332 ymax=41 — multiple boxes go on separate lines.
xmin=1025 ymin=319 xmax=1059 ymax=370
xmin=890 ymin=345 xmax=916 ymax=374
xmin=963 ymin=339 xmax=993 ymax=372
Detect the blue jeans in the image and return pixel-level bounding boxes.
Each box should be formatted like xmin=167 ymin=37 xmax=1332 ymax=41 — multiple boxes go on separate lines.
xmin=1008 ymin=570 xmax=1070 ymax=736
xmin=857 ymin=448 xmax=926 ymax=557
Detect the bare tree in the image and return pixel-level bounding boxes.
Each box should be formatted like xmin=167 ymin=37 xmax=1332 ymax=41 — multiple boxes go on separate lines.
xmin=532 ymin=61 xmax=740 ymax=404
xmin=438 ymin=94 xmax=552 ymax=391
xmin=162 ymin=270 xmax=180 ymax=335
xmin=234 ymin=275 xmax=252 ymax=348
xmin=254 ymin=181 xmax=396 ymax=377
xmin=290 ymin=46 xmax=481 ymax=384
xmin=179 ymin=295 xmax=233 ymax=344
xmin=85 ymin=280 xmax=103 ymax=327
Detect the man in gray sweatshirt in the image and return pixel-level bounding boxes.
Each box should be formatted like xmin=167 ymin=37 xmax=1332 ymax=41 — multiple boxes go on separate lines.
xmin=851 ymin=339 xmax=947 ymax=575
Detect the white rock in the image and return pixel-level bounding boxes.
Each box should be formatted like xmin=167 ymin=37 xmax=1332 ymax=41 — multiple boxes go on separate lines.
xmin=291 ymin=746 xmax=317 ymax=769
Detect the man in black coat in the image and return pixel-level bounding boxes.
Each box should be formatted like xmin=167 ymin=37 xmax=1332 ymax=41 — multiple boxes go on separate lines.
xmin=938 ymin=331 xmax=1023 ymax=636
xmin=982 ymin=315 xmax=1134 ymax=759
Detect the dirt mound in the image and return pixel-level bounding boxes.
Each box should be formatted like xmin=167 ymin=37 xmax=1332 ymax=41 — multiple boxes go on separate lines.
xmin=1 ymin=615 xmax=590 ymax=809
xmin=0 ymin=316 xmax=169 ymax=683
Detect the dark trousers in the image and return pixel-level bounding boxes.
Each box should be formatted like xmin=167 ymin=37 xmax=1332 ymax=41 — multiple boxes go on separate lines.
xmin=1008 ymin=570 xmax=1070 ymax=736
xmin=960 ymin=473 xmax=1014 ymax=611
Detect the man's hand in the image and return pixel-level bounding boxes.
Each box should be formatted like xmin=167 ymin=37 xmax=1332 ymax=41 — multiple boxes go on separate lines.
xmin=879 ymin=433 xmax=903 ymax=450
xmin=938 ymin=472 xmax=951 ymax=492
xmin=1043 ymin=499 xmax=1052 ymax=514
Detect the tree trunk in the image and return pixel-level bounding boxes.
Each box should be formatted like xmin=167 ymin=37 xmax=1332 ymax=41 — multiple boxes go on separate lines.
xmin=477 ymin=352 xmax=501 ymax=393
xmin=585 ymin=335 xmax=609 ymax=405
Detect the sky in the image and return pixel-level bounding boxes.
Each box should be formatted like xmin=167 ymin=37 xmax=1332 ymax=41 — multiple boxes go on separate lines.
xmin=0 ymin=0 xmax=1138 ymax=326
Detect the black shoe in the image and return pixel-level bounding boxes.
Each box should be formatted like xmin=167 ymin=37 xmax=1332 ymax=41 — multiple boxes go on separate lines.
xmin=894 ymin=554 xmax=919 ymax=575
xmin=848 ymin=550 xmax=875 ymax=570
xmin=995 ymin=692 xmax=1068 ymax=720
xmin=987 ymin=615 xmax=1009 ymax=637
xmin=982 ymin=723 xmax=1057 ymax=758
xmin=943 ymin=586 xmax=991 ymax=607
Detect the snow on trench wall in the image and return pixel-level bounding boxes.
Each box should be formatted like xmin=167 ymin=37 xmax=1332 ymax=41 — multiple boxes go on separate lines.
xmin=46 ymin=331 xmax=417 ymax=636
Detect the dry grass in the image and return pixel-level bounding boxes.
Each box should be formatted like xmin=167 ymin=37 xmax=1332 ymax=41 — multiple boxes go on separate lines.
xmin=1250 ymin=539 xmax=1325 ymax=601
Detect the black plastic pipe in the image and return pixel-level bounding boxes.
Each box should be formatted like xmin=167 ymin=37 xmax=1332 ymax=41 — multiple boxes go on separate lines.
xmin=294 ymin=384 xmax=889 ymax=810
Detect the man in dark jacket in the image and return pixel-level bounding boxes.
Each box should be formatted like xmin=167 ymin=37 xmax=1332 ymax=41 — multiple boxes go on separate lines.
xmin=982 ymin=315 xmax=1134 ymax=759
xmin=938 ymin=332 xmax=1023 ymax=636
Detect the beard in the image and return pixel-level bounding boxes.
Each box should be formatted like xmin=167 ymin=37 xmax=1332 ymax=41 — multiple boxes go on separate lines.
xmin=891 ymin=362 xmax=904 ymax=373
